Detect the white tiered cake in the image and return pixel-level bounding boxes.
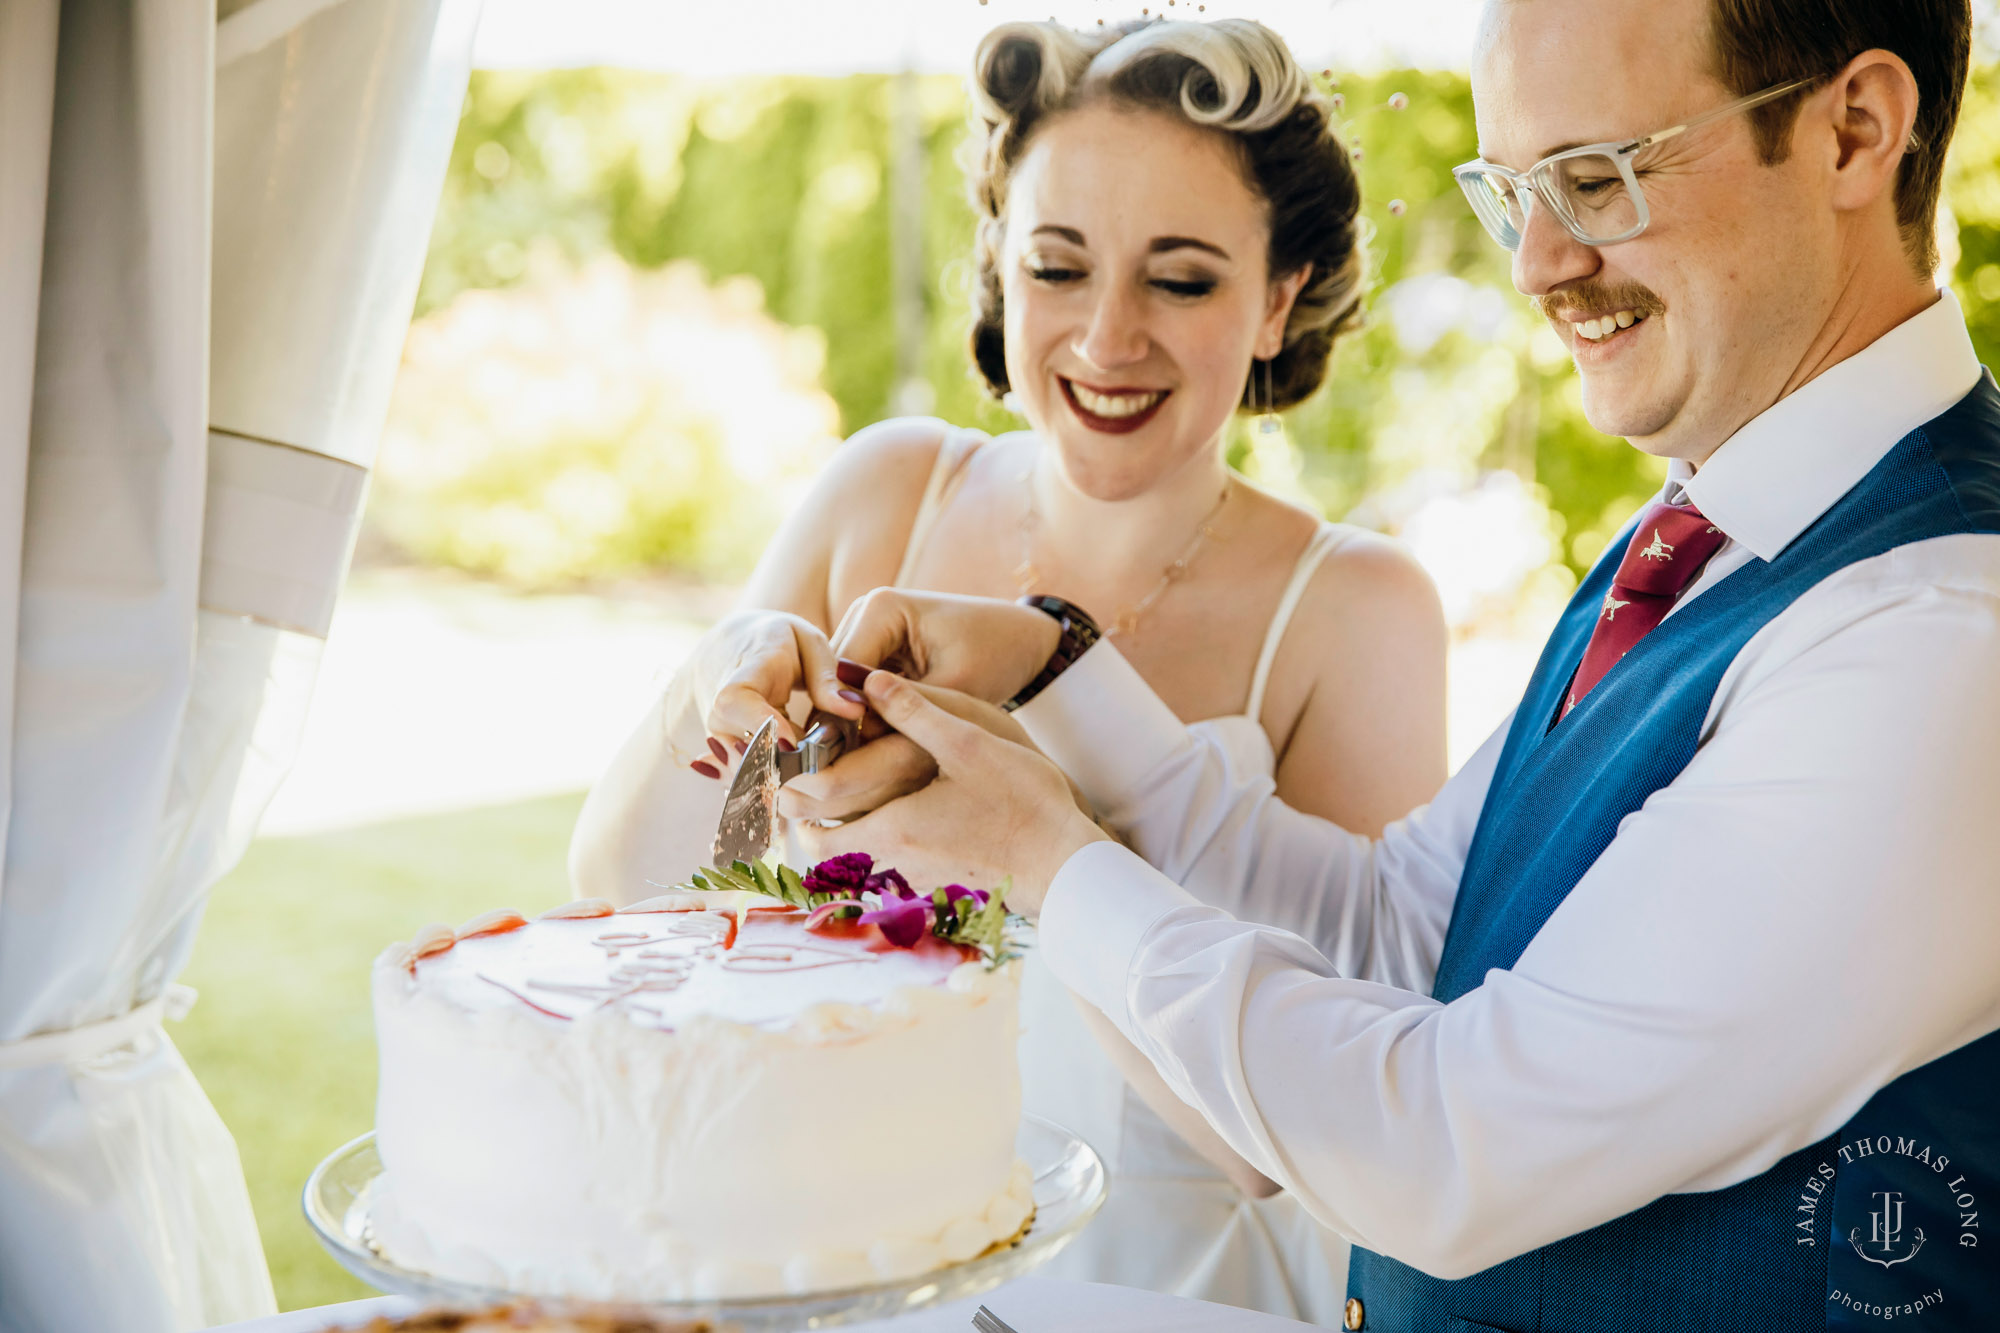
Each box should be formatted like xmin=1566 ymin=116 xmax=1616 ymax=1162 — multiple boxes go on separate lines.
xmin=370 ymin=890 xmax=1029 ymax=1302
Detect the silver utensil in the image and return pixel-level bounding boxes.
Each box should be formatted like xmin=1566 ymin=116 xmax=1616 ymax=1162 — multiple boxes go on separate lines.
xmin=971 ymin=1305 xmax=1021 ymax=1333
xmin=711 ymin=712 xmax=854 ymax=866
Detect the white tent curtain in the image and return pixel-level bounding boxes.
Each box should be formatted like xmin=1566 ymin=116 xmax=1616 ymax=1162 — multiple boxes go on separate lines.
xmin=0 ymin=0 xmax=478 ymax=1328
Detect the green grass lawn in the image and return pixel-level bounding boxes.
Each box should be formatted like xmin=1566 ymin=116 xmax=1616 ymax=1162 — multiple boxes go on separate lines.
xmin=175 ymin=792 xmax=584 ymax=1312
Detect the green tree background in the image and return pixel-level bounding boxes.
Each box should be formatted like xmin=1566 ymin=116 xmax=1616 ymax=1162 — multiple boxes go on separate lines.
xmin=385 ymin=62 xmax=2000 ymax=589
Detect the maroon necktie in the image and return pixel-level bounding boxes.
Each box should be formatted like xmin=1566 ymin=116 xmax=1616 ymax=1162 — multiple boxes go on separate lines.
xmin=1560 ymin=501 xmax=1729 ymax=720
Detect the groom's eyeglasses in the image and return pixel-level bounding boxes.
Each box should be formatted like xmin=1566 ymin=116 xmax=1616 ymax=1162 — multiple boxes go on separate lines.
xmin=1453 ymin=79 xmax=1818 ymax=251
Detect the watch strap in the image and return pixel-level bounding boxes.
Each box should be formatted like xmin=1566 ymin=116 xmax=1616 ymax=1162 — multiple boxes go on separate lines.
xmin=1004 ymin=595 xmax=1102 ymax=713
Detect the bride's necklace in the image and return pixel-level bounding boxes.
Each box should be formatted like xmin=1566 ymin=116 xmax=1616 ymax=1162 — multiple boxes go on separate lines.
xmin=1014 ymin=469 xmax=1234 ymax=637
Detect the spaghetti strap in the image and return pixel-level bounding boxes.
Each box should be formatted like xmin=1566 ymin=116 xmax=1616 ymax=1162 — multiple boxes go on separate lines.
xmin=891 ymin=427 xmax=985 ymax=589
xmin=1244 ymin=523 xmax=1347 ymax=723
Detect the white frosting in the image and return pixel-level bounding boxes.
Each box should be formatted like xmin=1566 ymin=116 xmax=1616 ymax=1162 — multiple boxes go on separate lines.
xmin=371 ymin=901 xmax=1030 ymax=1300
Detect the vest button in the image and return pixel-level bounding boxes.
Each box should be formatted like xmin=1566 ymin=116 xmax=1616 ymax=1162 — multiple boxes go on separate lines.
xmin=1344 ymin=1296 xmax=1364 ymax=1329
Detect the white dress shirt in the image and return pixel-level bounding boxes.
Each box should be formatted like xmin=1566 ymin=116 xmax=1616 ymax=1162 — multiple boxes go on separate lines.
xmin=1016 ymin=290 xmax=2000 ymax=1280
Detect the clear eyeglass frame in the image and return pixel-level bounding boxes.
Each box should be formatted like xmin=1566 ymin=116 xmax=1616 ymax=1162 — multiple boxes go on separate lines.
xmin=1452 ymin=78 xmax=1819 ymax=251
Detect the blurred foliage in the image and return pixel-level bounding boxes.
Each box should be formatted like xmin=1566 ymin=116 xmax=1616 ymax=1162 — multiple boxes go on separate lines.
xmin=376 ymin=254 xmax=839 ymax=584
xmin=1948 ymin=64 xmax=2000 ymax=378
xmin=390 ymin=58 xmax=2000 ymax=594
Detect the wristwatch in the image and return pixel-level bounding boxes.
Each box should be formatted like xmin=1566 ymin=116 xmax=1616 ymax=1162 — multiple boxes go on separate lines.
xmin=1003 ymin=595 xmax=1102 ymax=713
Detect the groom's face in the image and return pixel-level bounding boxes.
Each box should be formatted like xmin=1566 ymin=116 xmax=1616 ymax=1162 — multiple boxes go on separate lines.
xmin=1473 ymin=0 xmax=1836 ymax=463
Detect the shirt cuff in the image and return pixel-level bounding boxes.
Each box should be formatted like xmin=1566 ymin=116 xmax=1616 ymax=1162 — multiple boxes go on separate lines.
xmin=1036 ymin=839 xmax=1199 ymax=1032
xmin=1014 ymin=641 xmax=1191 ymax=814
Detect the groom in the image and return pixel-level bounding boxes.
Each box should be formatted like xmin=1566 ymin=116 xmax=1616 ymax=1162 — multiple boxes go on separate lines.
xmin=794 ymin=1 xmax=1998 ymax=1330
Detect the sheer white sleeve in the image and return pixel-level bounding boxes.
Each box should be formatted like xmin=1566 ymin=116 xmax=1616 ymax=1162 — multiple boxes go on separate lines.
xmin=568 ymin=643 xmax=735 ymax=902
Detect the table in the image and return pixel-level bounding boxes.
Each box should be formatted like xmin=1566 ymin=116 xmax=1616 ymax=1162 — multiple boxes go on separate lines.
xmin=208 ymin=1277 xmax=1323 ymax=1332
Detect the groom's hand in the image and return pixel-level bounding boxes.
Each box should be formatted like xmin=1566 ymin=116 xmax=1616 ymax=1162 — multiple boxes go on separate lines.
xmin=830 ymin=589 xmax=1060 ymax=705
xmin=791 ymin=670 xmax=1108 ymax=916
xmin=778 ymin=681 xmax=1034 ymax=822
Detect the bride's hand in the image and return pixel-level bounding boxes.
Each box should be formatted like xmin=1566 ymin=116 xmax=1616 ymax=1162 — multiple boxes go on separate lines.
xmin=693 ymin=610 xmax=862 ymax=756
xmin=830 ymin=589 xmax=1060 ymax=705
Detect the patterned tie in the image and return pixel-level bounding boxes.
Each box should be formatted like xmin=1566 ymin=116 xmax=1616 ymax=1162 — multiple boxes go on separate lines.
xmin=1560 ymin=501 xmax=1729 ymax=720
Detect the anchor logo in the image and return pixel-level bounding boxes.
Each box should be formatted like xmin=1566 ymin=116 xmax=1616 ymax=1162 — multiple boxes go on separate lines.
xmin=1639 ymin=529 xmax=1675 ymax=562
xmin=1602 ymin=592 xmax=1632 ymax=622
xmin=1848 ymin=1190 xmax=1927 ymax=1269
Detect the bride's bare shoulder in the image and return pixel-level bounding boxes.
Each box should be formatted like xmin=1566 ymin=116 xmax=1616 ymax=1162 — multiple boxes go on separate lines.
xmin=806 ymin=417 xmax=974 ymax=607
xmin=1297 ymin=523 xmax=1443 ymax=639
xmin=1257 ymin=511 xmax=1445 ymax=709
xmin=813 ymin=416 xmax=955 ymax=501
xmin=782 ymin=417 xmax=952 ymax=538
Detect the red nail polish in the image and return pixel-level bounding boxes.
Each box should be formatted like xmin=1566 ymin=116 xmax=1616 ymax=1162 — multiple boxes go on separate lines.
xmin=836 ymin=659 xmax=871 ymax=689
xmin=707 ymin=737 xmax=729 ymax=763
xmin=837 ymin=688 xmax=865 ymax=706
xmin=777 ymin=737 xmax=796 ymax=753
xmin=732 ymin=737 xmax=748 ymax=755
xmin=691 ymin=760 xmax=721 ymax=779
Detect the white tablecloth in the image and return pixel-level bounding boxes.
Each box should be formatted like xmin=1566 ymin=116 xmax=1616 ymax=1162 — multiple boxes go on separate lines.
xmin=207 ymin=1277 xmax=1324 ymax=1331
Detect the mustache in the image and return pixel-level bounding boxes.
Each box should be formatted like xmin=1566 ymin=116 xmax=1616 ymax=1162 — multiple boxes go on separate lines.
xmin=1535 ymin=283 xmax=1667 ymax=324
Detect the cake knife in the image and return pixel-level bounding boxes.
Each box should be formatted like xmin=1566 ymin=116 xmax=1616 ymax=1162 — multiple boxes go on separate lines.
xmin=712 ymin=713 xmax=854 ymax=867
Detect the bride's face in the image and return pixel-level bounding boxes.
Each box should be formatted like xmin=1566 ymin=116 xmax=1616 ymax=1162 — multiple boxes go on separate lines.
xmin=1000 ymin=101 xmax=1307 ymax=502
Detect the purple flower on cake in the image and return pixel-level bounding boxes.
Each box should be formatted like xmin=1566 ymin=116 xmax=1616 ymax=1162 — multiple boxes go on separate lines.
xmin=796 ymin=856 xmax=1003 ymax=954
xmin=802 ymin=852 xmax=874 ymax=898
xmin=864 ymin=866 xmax=913 ymax=899
xmin=858 ymin=893 xmax=933 ymax=947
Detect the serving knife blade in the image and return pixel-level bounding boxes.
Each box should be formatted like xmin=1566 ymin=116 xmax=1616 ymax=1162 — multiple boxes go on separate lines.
xmin=711 ymin=712 xmax=856 ymax=867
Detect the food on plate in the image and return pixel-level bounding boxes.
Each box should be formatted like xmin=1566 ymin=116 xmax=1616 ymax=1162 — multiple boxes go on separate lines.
xmin=338 ymin=1302 xmax=711 ymax=1332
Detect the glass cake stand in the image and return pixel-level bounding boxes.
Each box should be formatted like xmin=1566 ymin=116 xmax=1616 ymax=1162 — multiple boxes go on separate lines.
xmin=303 ymin=1115 xmax=1106 ymax=1330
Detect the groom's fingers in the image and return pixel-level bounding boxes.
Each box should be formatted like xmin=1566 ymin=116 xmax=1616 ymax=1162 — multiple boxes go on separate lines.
xmin=778 ymin=735 xmax=936 ymax=823
xmin=861 ymin=670 xmax=992 ymax=773
xmin=790 ymin=803 xmax=982 ymax=889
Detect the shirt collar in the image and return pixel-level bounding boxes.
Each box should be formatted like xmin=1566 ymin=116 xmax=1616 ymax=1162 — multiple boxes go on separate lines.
xmin=1665 ymin=288 xmax=1983 ymax=562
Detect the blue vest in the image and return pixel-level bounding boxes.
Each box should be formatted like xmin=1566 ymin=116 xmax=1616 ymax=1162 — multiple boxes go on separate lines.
xmin=1347 ymin=373 xmax=2000 ymax=1333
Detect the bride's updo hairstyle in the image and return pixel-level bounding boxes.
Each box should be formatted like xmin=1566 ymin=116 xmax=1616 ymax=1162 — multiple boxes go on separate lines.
xmin=966 ymin=18 xmax=1365 ymax=411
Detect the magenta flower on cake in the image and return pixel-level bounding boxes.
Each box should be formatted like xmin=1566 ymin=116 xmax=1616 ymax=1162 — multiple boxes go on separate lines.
xmin=802 ymin=852 xmax=874 ymax=898
xmin=799 ymin=856 xmax=997 ymax=950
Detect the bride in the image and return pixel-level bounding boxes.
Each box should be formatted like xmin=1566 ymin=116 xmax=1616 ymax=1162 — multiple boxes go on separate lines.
xmin=569 ymin=16 xmax=1446 ymax=1323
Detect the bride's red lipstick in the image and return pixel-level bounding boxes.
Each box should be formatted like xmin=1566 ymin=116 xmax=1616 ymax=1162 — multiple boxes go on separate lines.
xmin=1060 ymin=377 xmax=1170 ymax=435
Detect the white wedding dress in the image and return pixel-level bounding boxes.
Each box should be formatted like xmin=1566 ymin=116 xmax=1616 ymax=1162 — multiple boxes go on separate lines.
xmin=898 ymin=432 xmax=1354 ymax=1324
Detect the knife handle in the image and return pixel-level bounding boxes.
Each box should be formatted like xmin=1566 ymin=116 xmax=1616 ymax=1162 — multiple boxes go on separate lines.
xmin=795 ymin=711 xmax=855 ymax=775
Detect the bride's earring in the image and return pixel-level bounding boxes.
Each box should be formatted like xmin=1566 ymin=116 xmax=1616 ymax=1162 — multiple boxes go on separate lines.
xmin=1254 ymin=356 xmax=1283 ymax=439
xmin=1245 ymin=353 xmax=1304 ymax=496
